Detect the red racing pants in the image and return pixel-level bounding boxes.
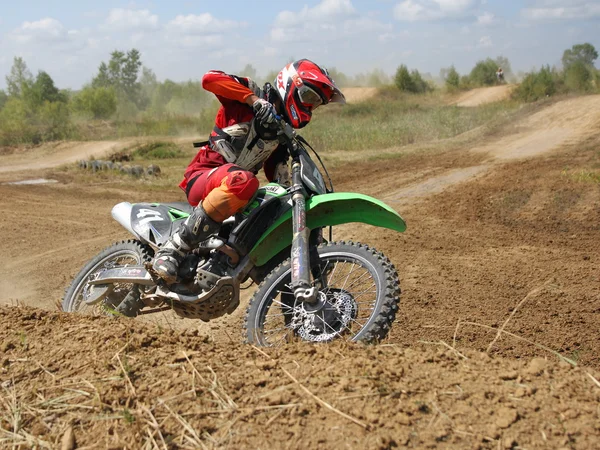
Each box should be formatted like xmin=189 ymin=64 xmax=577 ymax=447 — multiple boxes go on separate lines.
xmin=185 ymin=164 xmax=259 ymax=222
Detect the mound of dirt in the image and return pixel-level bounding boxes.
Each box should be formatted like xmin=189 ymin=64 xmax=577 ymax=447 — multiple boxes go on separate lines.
xmin=342 ymin=87 xmax=378 ymax=103
xmin=1 ymin=306 xmax=598 ymax=449
xmin=453 ymin=85 xmax=515 ymax=107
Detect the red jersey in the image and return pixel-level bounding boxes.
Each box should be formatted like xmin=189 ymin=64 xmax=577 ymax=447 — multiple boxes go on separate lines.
xmin=179 ymin=71 xmax=285 ymax=193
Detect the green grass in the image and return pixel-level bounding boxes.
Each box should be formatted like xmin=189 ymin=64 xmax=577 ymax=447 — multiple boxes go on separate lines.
xmin=132 ymin=141 xmax=185 ymax=159
xmin=301 ymin=89 xmax=523 ymax=152
xmin=562 ymin=169 xmax=600 ymax=184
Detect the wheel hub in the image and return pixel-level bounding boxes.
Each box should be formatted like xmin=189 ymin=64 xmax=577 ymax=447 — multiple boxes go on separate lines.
xmin=292 ymin=289 xmax=357 ymax=342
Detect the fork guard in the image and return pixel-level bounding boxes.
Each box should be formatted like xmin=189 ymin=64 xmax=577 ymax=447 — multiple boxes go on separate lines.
xmin=248 ymin=193 xmax=406 ymax=267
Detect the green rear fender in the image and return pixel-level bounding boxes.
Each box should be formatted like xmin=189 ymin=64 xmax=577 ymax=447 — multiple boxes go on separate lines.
xmin=248 ymin=193 xmax=406 ymax=266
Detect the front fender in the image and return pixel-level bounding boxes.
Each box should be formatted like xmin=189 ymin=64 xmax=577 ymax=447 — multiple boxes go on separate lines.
xmin=248 ymin=193 xmax=406 ymax=266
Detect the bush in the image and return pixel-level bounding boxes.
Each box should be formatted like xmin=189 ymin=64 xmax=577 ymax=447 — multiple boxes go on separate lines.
xmin=445 ymin=66 xmax=460 ymax=91
xmin=0 ymin=90 xmax=8 ymax=110
xmin=513 ymin=66 xmax=558 ymax=102
xmin=564 ymin=61 xmax=593 ymax=92
xmin=469 ymin=59 xmax=498 ymax=87
xmin=395 ymin=65 xmax=433 ymax=94
xmin=0 ymin=97 xmax=36 ymax=144
xmin=395 ymin=65 xmax=415 ymax=92
xmin=133 ymin=142 xmax=185 ymax=159
xmin=37 ymin=101 xmax=73 ymax=141
xmin=72 ymin=86 xmax=117 ymax=120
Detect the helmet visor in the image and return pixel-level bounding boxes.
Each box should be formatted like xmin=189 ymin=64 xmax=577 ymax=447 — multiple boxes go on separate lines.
xmin=297 ymin=85 xmax=324 ymax=109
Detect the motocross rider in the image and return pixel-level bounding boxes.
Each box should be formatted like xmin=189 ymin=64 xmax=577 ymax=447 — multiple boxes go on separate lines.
xmin=496 ymin=67 xmax=504 ymax=81
xmin=152 ymin=59 xmax=346 ymax=283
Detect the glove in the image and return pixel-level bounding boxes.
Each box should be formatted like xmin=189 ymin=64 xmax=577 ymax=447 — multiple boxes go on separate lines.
xmin=252 ymin=98 xmax=276 ymax=126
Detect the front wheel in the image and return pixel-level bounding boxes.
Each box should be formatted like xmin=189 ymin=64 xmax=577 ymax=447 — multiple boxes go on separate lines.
xmin=62 ymin=240 xmax=152 ymax=315
xmin=245 ymin=241 xmax=400 ymax=346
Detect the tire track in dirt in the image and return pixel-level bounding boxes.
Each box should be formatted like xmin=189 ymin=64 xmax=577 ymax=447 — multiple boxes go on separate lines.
xmin=384 ymin=95 xmax=600 ymax=207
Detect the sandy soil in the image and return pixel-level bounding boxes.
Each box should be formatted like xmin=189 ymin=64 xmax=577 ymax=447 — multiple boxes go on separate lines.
xmin=452 ymin=85 xmax=515 ymax=107
xmin=0 ymin=140 xmax=127 ymax=175
xmin=342 ymin=87 xmax=378 ymax=104
xmin=1 ymin=93 xmax=600 ymax=448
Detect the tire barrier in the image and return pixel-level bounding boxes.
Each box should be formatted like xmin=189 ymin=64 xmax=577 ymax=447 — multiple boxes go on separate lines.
xmin=77 ymin=159 xmax=161 ymax=177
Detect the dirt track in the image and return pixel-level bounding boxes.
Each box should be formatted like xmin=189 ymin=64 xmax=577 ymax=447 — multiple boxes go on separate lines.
xmin=452 ymin=85 xmax=515 ymax=107
xmin=1 ymin=92 xmax=600 ymax=448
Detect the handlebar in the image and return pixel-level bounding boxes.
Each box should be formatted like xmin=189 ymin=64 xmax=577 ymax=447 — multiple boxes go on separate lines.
xmin=273 ymin=115 xmax=299 ymax=156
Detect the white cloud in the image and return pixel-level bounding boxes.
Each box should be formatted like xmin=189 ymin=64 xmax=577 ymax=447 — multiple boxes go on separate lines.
xmin=478 ymin=35 xmax=492 ymax=48
xmin=270 ymin=0 xmax=390 ymax=43
xmin=394 ymin=0 xmax=481 ymax=21
xmin=166 ymin=13 xmax=242 ymax=33
xmin=105 ymin=9 xmax=159 ymax=30
xmin=11 ymin=18 xmax=68 ymax=43
xmin=522 ymin=0 xmax=600 ymax=20
xmin=477 ymin=11 xmax=495 ymax=25
xmin=164 ymin=14 xmax=246 ymax=49
xmin=274 ymin=0 xmax=356 ymax=27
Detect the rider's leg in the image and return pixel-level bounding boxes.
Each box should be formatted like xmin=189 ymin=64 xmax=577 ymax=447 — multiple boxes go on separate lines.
xmin=152 ymin=164 xmax=259 ymax=283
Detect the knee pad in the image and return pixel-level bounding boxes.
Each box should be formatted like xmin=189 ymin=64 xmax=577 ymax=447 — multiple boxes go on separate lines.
xmin=203 ymin=170 xmax=259 ymax=221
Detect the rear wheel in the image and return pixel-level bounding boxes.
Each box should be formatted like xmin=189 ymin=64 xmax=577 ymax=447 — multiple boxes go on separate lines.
xmin=245 ymin=241 xmax=400 ymax=346
xmin=62 ymin=240 xmax=152 ymax=315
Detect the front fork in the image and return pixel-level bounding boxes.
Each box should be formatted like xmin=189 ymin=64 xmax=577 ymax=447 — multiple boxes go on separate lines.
xmin=290 ymin=160 xmax=318 ymax=304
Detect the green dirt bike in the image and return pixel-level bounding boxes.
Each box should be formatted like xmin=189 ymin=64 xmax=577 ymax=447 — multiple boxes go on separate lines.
xmin=62 ymin=119 xmax=407 ymax=345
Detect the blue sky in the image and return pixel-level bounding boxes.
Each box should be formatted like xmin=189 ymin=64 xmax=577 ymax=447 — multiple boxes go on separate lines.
xmin=1 ymin=0 xmax=599 ymax=89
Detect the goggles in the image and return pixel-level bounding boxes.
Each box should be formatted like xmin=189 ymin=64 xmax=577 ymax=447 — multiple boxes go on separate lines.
xmin=297 ymin=85 xmax=324 ymax=109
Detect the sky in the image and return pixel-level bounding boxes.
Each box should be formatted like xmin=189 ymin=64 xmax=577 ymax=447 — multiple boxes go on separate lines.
xmin=1 ymin=0 xmax=599 ymax=90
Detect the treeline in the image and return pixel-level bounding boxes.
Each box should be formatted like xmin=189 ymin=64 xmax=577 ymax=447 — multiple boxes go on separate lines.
xmin=514 ymin=44 xmax=600 ymax=102
xmin=0 ymin=50 xmax=217 ymax=146
xmin=394 ymin=43 xmax=600 ymax=103
xmin=394 ymin=56 xmax=512 ymax=94
xmin=0 ymin=51 xmax=393 ymax=146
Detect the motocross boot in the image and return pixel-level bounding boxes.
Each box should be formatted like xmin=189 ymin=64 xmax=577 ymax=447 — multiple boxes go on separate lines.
xmin=152 ymin=203 xmax=220 ymax=284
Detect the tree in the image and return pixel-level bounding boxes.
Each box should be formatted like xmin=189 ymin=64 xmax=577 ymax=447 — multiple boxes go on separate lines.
xmin=562 ymin=43 xmax=598 ymax=69
xmin=27 ymin=71 xmax=66 ymax=106
xmin=0 ymin=90 xmax=7 ymax=110
xmin=121 ymin=49 xmax=142 ymax=101
xmin=72 ymin=86 xmax=117 ymax=119
xmin=6 ymin=57 xmax=33 ymax=97
xmin=445 ymin=66 xmax=460 ymax=91
xmin=395 ymin=65 xmax=415 ymax=92
xmin=512 ymin=65 xmax=558 ymax=102
xmin=93 ymin=62 xmax=111 ymax=88
xmin=564 ymin=60 xmax=593 ymax=92
xmin=92 ymin=49 xmax=143 ymax=104
xmin=326 ymin=68 xmax=349 ymax=88
xmin=469 ymin=58 xmax=498 ymax=86
xmin=239 ymin=64 xmax=258 ymax=80
xmin=410 ymin=69 xmax=432 ymax=93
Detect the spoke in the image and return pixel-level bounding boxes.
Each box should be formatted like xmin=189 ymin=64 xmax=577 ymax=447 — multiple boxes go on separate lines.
xmin=263 ymin=312 xmax=287 ymax=319
xmin=322 ymin=268 xmax=371 ymax=295
xmin=340 ymin=262 xmax=357 ymax=291
xmin=269 ymin=329 xmax=294 ymax=347
xmin=322 ymin=319 xmax=345 ymax=341
xmin=326 ymin=261 xmax=340 ymax=287
xmin=344 ymin=285 xmax=377 ymax=299
xmin=328 ymin=266 xmax=370 ymax=286
xmin=338 ymin=270 xmax=373 ymax=293
xmin=318 ymin=260 xmax=330 ymax=282
xmin=270 ymin=299 xmax=295 ymax=312
xmin=263 ymin=327 xmax=287 ymax=334
xmin=349 ymin=316 xmax=367 ymax=330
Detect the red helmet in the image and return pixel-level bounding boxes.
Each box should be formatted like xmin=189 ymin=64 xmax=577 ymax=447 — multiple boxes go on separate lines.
xmin=275 ymin=59 xmax=346 ymax=129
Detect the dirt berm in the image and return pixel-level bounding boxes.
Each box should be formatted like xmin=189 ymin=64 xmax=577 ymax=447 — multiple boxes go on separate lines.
xmin=1 ymin=307 xmax=598 ymax=449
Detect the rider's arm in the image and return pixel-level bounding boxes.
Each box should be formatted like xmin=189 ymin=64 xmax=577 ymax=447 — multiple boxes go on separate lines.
xmin=202 ymin=71 xmax=256 ymax=104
